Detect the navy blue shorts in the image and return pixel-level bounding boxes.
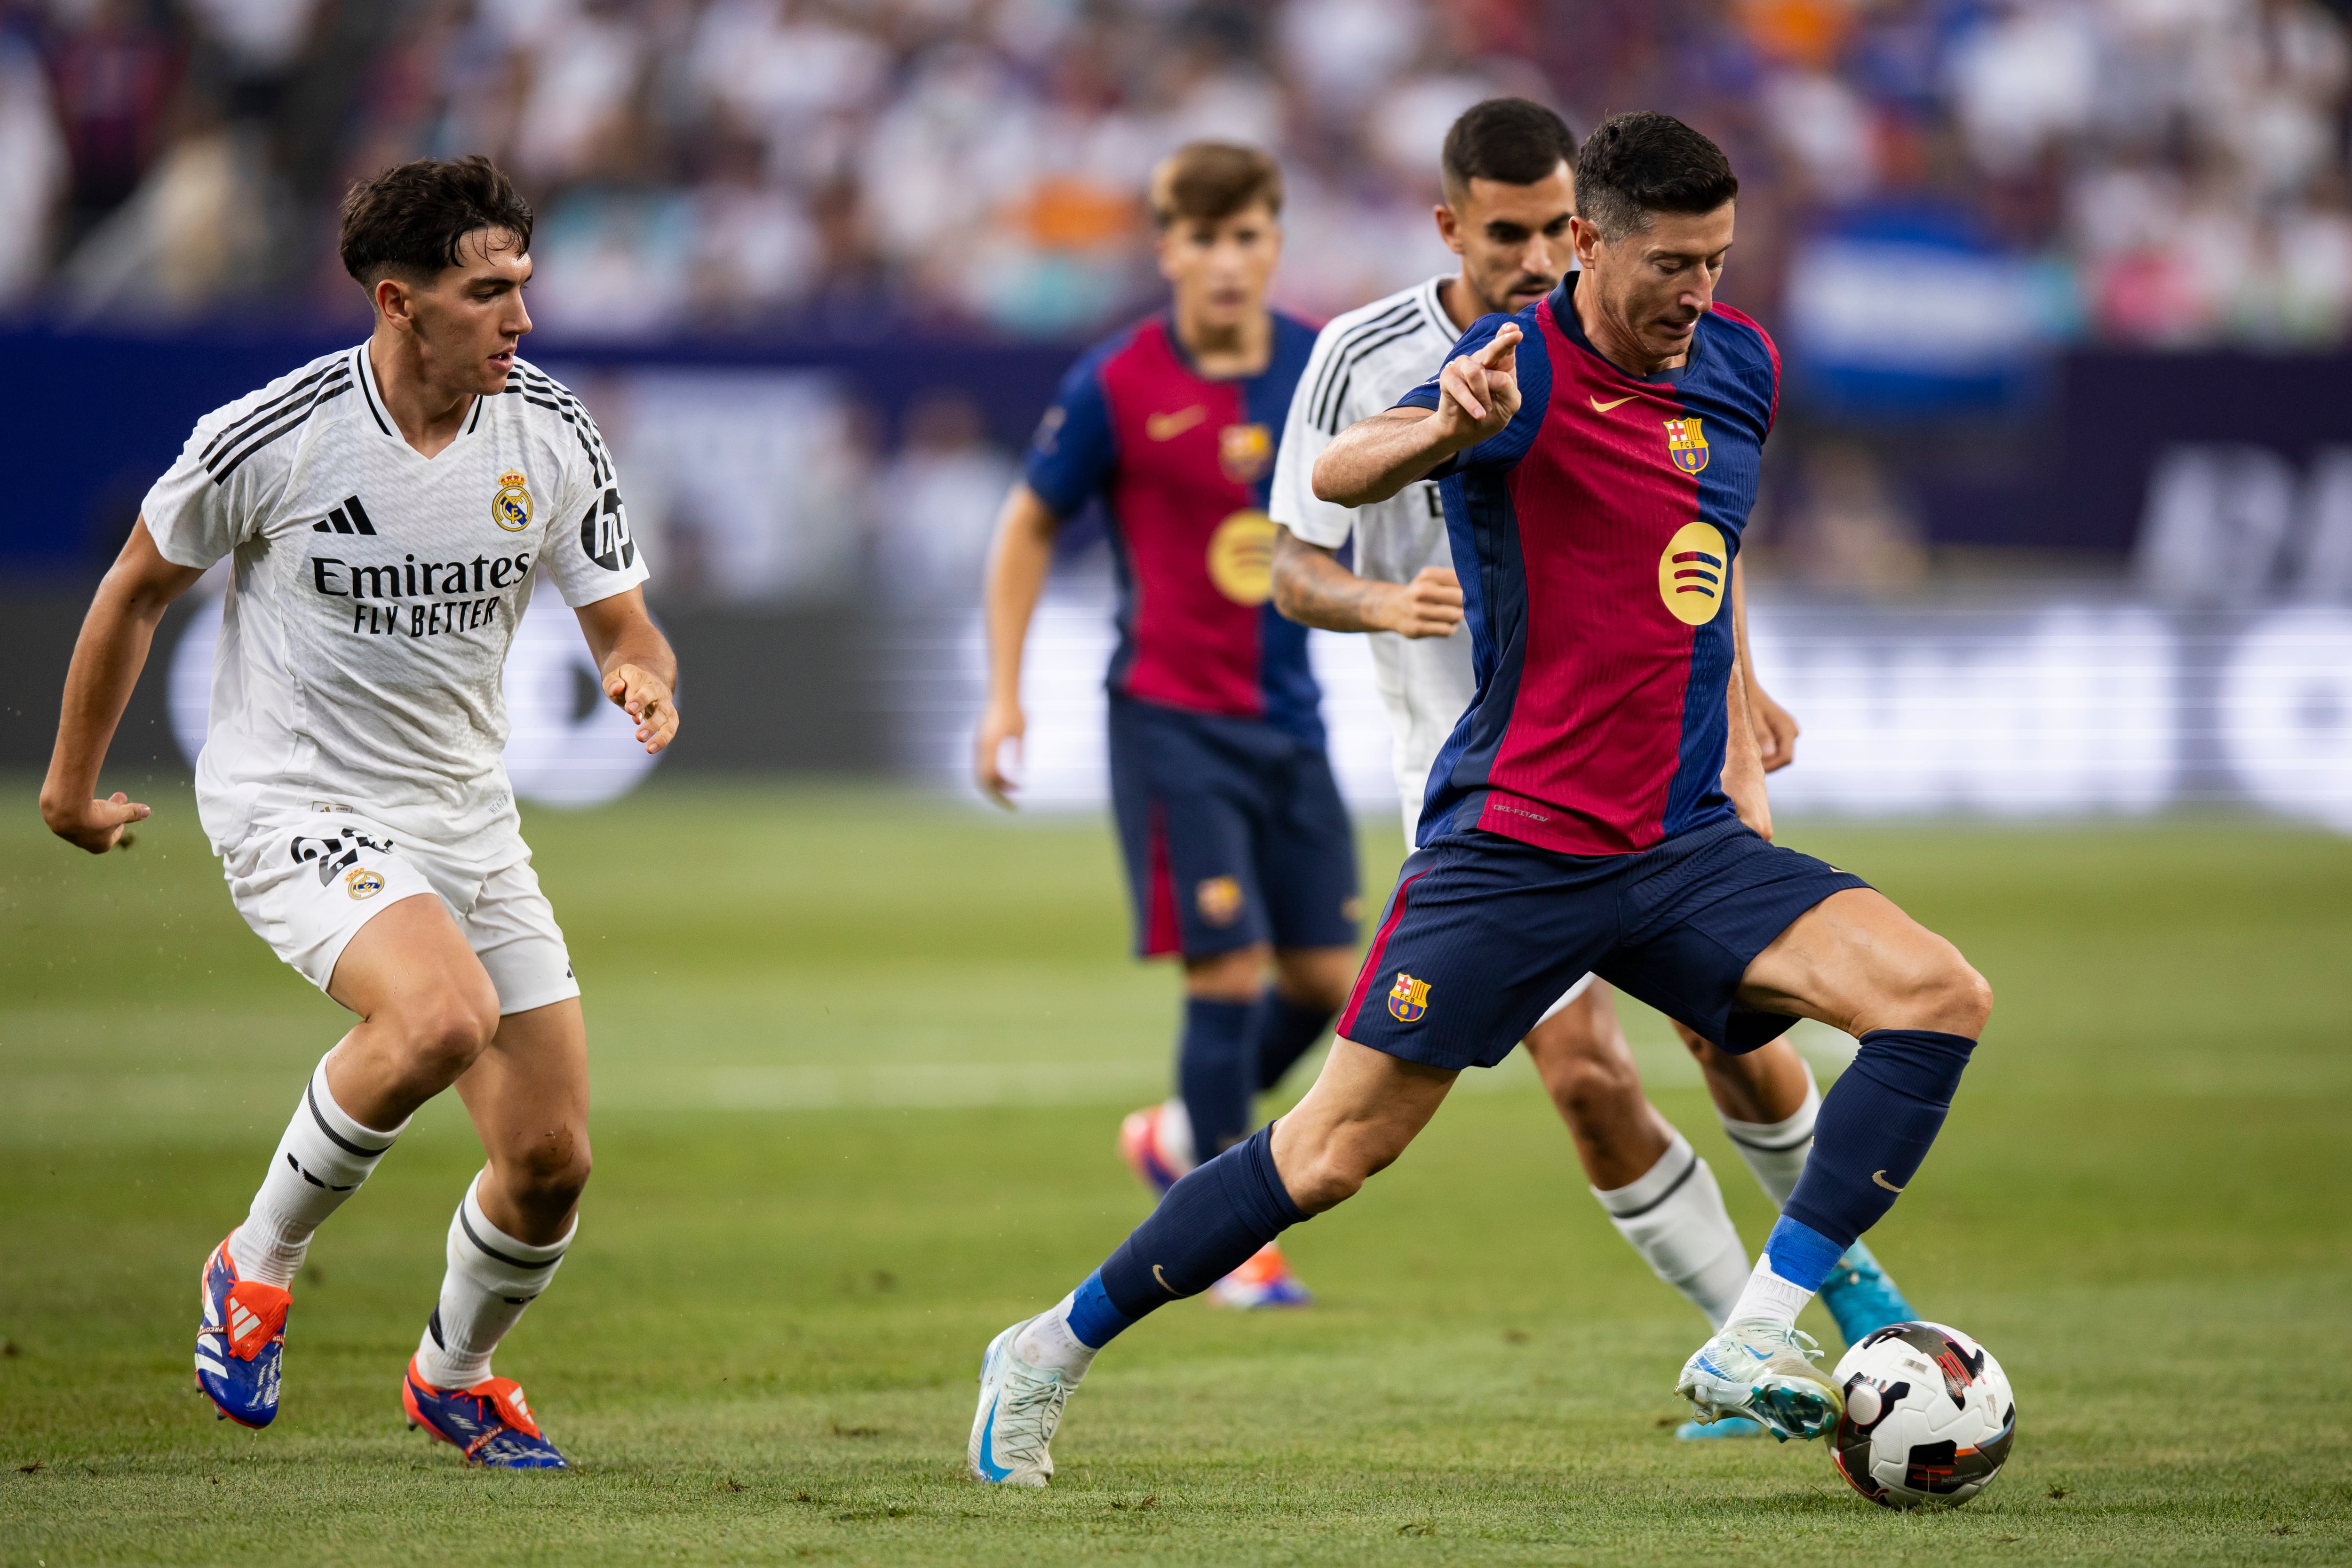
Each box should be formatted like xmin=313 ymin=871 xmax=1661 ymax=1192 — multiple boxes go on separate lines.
xmin=1337 ymin=816 xmax=1869 ymax=1068
xmin=1109 ymin=695 xmax=1360 ymax=960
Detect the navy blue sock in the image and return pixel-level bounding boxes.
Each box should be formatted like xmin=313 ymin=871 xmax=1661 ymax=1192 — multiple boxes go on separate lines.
xmin=1074 ymin=1125 xmax=1307 ymax=1342
xmin=1178 ymin=996 xmax=1255 ymax=1158
xmin=1253 ymin=993 xmax=1334 ymax=1093
xmin=1783 ymin=1028 xmax=1976 ymax=1254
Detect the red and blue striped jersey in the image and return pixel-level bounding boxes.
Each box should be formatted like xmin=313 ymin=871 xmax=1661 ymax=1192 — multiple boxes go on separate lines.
xmin=1025 ymin=312 xmax=1325 ymax=744
xmin=1397 ymin=274 xmax=1780 ymax=855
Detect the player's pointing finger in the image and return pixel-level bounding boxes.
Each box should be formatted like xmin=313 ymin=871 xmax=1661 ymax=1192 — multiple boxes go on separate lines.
xmin=1475 ymin=322 xmax=1522 ymax=369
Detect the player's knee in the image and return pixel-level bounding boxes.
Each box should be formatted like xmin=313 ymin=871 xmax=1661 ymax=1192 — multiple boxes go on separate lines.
xmin=397 ymin=987 xmax=501 ymax=1081
xmin=1549 ymin=1047 xmax=1640 ymax=1128
xmin=1939 ymin=958 xmax=1995 ymax=1037
xmin=1282 ymin=1136 xmax=1386 ymax=1214
xmin=1894 ymin=946 xmax=1993 ymax=1038
xmin=507 ymin=1131 xmax=592 ymax=1214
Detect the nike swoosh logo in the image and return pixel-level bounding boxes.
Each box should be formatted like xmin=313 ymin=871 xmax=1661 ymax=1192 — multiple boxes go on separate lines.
xmin=1147 ymin=406 xmax=1208 ymax=440
xmin=1589 ymin=395 xmax=1636 ymax=413
xmin=1872 ymin=1170 xmax=1906 ymax=1193
xmin=1152 ymin=1264 xmax=1177 ymax=1295
xmin=975 ymin=1401 xmax=1012 ymax=1481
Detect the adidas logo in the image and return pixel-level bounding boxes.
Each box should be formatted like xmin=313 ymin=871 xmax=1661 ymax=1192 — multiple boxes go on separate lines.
xmin=311 ymin=494 xmax=378 ymax=535
xmin=228 ymin=1300 xmax=263 ymax=1343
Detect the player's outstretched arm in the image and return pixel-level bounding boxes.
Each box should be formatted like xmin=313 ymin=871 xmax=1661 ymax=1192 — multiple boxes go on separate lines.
xmin=1312 ymin=323 xmax=1522 ymax=507
xmin=974 ymin=483 xmax=1061 ymax=809
xmin=1270 ymin=526 xmax=1462 ymax=639
xmin=576 ymin=587 xmax=680 ymax=755
xmin=41 ymin=518 xmax=206 ymax=853
xmin=1731 ymin=558 xmax=1798 ymax=771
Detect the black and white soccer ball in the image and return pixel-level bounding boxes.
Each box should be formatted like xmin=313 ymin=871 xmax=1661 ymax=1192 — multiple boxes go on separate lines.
xmin=1829 ymin=1321 xmax=2016 ymax=1509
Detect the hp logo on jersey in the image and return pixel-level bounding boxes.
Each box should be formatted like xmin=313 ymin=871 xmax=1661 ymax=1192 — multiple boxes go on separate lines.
xmin=580 ymin=487 xmax=634 ymax=571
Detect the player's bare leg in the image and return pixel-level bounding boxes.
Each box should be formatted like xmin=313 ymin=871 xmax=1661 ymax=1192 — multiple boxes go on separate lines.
xmin=1266 ymin=1036 xmax=1458 ymax=1211
xmin=400 ymin=996 xmax=590 ymax=1469
xmin=1521 ymin=985 xmax=1751 ymax=1330
xmin=194 ymin=893 xmax=496 ymax=1426
xmin=320 ymin=893 xmax=504 ymax=1128
xmin=1679 ymin=888 xmax=1990 ymax=1439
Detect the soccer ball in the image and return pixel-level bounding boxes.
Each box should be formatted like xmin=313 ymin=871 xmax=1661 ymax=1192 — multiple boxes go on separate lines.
xmin=1829 ymin=1321 xmax=2016 ymax=1509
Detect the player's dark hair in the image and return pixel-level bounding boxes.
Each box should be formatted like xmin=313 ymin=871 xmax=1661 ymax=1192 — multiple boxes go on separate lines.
xmin=1573 ymin=111 xmax=1738 ymax=242
xmin=1440 ymin=98 xmax=1578 ymax=199
xmin=1149 ymin=142 xmax=1283 ymax=229
xmin=338 ymin=155 xmax=534 ymax=289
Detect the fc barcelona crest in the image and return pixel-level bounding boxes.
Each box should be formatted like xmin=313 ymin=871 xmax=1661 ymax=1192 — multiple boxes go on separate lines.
xmin=1386 ymin=971 xmax=1430 ymax=1024
xmin=1663 ymin=418 xmax=1708 ymax=475
xmin=1219 ymin=422 xmax=1273 ymax=483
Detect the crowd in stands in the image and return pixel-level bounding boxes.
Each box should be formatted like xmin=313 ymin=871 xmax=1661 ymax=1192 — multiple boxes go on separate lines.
xmin=1 ymin=0 xmax=2348 ymax=349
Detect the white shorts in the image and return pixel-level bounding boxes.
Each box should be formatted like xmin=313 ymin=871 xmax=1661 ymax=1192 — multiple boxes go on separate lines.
xmin=220 ymin=801 xmax=579 ymax=1015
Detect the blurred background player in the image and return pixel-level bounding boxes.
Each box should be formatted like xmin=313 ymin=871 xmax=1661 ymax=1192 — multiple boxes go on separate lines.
xmin=38 ymin=156 xmax=676 ymax=1467
xmin=973 ymin=143 xmax=1354 ymax=1310
xmin=1267 ymin=99 xmax=1916 ymax=1430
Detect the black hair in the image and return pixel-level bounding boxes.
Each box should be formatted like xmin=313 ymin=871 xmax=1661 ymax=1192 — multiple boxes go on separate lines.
xmin=1572 ymin=111 xmax=1738 ymax=241
xmin=1441 ymin=97 xmax=1579 ymax=197
xmin=338 ymin=155 xmax=534 ymax=287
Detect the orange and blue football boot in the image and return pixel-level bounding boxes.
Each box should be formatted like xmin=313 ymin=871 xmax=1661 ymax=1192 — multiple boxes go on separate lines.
xmin=194 ymin=1234 xmax=290 ymax=1428
xmin=402 ymin=1356 xmax=569 ymax=1468
xmin=1118 ymin=1099 xmax=1192 ymax=1195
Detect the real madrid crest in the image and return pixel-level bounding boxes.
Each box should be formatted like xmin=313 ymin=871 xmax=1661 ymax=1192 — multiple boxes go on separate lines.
xmin=1662 ymin=417 xmax=1709 ymax=476
xmin=492 ymin=469 xmax=533 ymax=532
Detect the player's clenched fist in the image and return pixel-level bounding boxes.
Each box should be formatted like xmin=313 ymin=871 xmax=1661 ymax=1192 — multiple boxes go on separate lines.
xmin=41 ymin=789 xmax=150 ymax=854
xmin=605 ymin=663 xmax=678 ymax=754
xmin=1431 ymin=322 xmax=1522 ymax=447
xmin=1379 ymin=566 xmax=1465 ymax=639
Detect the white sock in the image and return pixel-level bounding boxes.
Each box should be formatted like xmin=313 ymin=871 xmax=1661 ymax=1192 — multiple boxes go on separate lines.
xmin=1012 ymin=1292 xmax=1098 ymax=1380
xmin=1718 ymin=1065 xmax=1820 ymax=1210
xmin=1726 ymin=1249 xmax=1818 ymax=1328
xmin=227 ymin=1052 xmax=409 ymax=1287
xmin=412 ymin=1179 xmax=572 ymax=1390
xmin=1592 ymin=1131 xmax=1751 ymax=1329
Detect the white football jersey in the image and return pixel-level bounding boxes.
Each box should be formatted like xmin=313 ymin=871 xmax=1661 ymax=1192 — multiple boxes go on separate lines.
xmin=1267 ymin=276 xmax=1477 ymax=833
xmin=143 ymin=343 xmax=650 ymax=849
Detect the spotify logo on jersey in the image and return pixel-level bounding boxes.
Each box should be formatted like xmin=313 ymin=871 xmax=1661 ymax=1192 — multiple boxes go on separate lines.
xmin=1657 ymin=522 xmax=1729 ymax=626
xmin=1207 ymin=509 xmax=1278 ymax=606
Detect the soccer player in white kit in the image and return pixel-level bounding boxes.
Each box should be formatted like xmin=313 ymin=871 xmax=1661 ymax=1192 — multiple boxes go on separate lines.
xmin=1266 ymin=101 xmax=1915 ymax=1420
xmin=38 ymin=157 xmax=676 ymax=1467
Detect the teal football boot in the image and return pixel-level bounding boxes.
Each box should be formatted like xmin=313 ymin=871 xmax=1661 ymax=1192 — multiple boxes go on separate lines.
xmin=1815 ymin=1239 xmax=1915 ymax=1349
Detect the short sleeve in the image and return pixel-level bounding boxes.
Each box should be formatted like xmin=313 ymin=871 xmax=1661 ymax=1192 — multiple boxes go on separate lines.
xmin=1022 ymin=347 xmax=1118 ymax=519
xmin=142 ymin=412 xmax=277 ymax=569
xmin=1391 ymin=311 xmax=1545 ymax=478
xmin=1269 ymin=322 xmax=1358 ymax=549
xmin=543 ymin=405 xmax=652 ymax=607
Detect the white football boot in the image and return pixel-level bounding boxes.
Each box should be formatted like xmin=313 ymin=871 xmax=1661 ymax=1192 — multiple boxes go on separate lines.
xmin=968 ymin=1318 xmax=1077 ymax=1487
xmin=1675 ymin=1318 xmax=1844 ymax=1441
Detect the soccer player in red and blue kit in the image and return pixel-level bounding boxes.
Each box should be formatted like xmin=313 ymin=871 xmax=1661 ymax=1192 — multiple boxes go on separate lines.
xmin=969 ymin=114 xmax=1995 ymax=1485
xmin=973 ymin=143 xmax=1356 ymax=1314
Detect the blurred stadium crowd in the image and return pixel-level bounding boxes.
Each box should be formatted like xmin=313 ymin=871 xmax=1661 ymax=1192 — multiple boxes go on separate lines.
xmin=2 ymin=0 xmax=2349 ymax=348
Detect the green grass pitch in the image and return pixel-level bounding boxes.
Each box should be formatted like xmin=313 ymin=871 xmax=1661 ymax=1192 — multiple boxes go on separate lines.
xmin=2 ymin=778 xmax=2348 ymax=1565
